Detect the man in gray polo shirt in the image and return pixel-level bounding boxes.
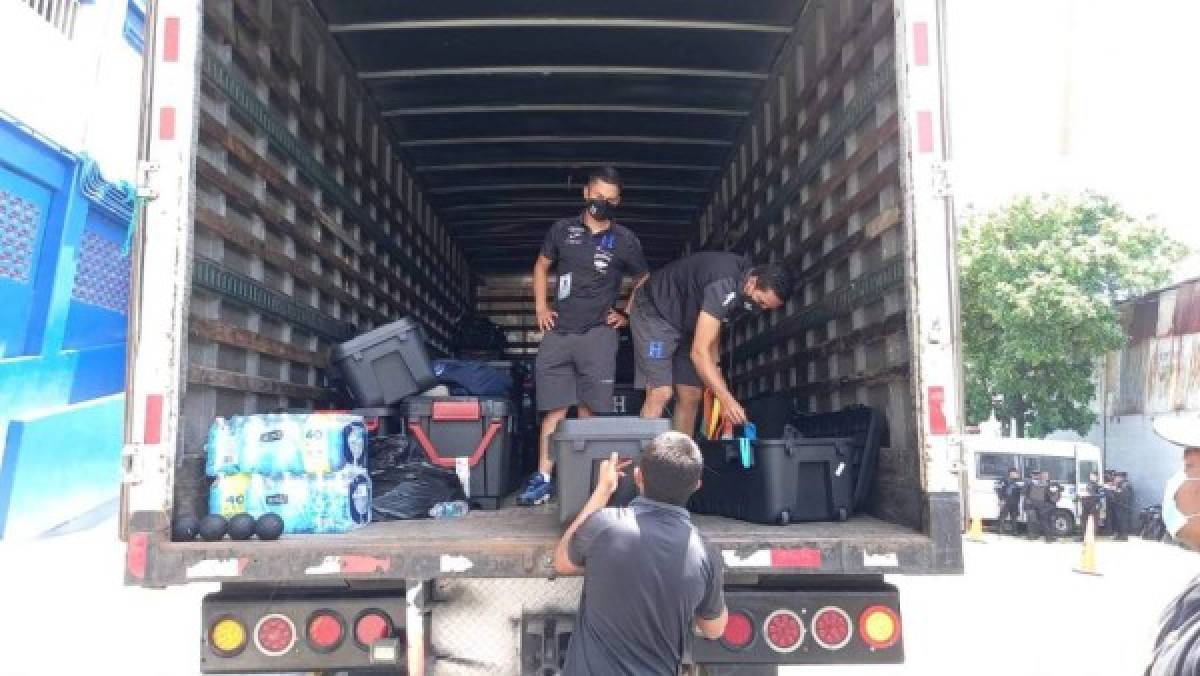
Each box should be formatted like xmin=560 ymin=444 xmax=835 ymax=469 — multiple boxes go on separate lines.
xmin=554 ymin=432 xmax=728 ymax=675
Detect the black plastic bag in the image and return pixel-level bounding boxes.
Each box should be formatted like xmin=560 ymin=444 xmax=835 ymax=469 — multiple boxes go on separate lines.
xmin=368 ymin=433 xmax=420 ymax=475
xmin=372 ymin=462 xmax=467 ymax=521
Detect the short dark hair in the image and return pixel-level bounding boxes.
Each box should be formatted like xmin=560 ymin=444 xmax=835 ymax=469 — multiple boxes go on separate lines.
xmin=639 ymin=432 xmax=703 ymax=506
xmin=587 ymin=166 xmax=623 ymax=193
xmin=751 ymin=262 xmax=795 ymax=302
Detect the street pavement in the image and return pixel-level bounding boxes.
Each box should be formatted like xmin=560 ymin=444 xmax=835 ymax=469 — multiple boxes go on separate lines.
xmin=0 ymin=523 xmax=1191 ymax=675
xmin=791 ymin=533 xmax=1195 ymax=676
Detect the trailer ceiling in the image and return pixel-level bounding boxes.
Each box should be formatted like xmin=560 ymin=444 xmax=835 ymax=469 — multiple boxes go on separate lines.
xmin=314 ymin=0 xmax=802 ymax=274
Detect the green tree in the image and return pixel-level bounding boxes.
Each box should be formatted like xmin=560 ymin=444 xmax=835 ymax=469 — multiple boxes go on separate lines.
xmin=960 ymin=193 xmax=1186 ymax=437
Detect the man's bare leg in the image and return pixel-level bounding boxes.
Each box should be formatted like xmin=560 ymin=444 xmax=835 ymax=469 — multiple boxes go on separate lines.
xmin=672 ymin=384 xmax=703 ymax=436
xmin=537 ymin=407 xmax=569 ymax=476
xmin=641 ymin=385 xmax=673 ymax=418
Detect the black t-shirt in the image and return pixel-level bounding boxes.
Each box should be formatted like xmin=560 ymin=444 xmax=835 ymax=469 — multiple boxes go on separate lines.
xmin=565 ymin=497 xmax=725 ymax=675
xmin=644 ymin=251 xmax=753 ymax=332
xmin=540 ymin=216 xmax=648 ymax=333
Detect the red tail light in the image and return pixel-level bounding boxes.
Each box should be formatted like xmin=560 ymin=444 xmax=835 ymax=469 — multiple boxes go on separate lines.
xmin=306 ymin=610 xmax=346 ymax=653
xmin=354 ymin=609 xmax=394 ymax=649
xmin=254 ymin=614 xmax=297 ymax=656
xmin=720 ymin=610 xmax=755 ymax=650
xmin=811 ymin=606 xmax=853 ymax=650
xmin=762 ymin=609 xmax=805 ymax=653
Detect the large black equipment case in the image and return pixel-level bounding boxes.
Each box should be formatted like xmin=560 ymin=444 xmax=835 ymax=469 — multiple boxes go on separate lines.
xmin=689 ymin=438 xmax=858 ymax=525
xmin=399 ymin=396 xmax=514 ymax=510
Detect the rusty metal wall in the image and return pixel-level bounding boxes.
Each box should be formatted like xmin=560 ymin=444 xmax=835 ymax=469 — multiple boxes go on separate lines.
xmin=1109 ymin=280 xmax=1200 ymax=415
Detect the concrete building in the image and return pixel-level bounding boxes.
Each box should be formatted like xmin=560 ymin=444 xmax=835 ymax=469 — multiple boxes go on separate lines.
xmin=0 ymin=0 xmax=144 ymax=538
xmin=1050 ymin=278 xmax=1200 ymax=512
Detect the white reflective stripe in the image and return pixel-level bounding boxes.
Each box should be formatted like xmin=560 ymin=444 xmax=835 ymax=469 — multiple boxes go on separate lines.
xmin=305 ymin=556 xmax=342 ymax=575
xmin=186 ymin=558 xmax=242 ymax=578
xmin=439 ymin=555 xmax=474 ymax=573
xmin=863 ymin=551 xmax=900 ymax=568
xmin=456 ymin=456 xmax=470 ymax=497
xmin=722 ymin=549 xmax=771 ymax=568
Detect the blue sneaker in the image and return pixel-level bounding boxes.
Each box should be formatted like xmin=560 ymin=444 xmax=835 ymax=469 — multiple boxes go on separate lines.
xmin=517 ymin=472 xmax=553 ymax=506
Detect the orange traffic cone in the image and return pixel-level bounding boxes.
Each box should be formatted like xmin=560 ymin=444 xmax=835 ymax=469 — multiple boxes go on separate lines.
xmin=966 ymin=515 xmax=986 ymax=543
xmin=1073 ymin=514 xmax=1102 ymax=576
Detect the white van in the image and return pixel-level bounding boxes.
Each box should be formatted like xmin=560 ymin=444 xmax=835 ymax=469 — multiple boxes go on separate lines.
xmin=963 ymin=437 xmax=1104 ymax=537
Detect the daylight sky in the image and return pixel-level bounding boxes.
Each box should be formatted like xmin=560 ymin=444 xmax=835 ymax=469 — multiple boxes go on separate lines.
xmin=947 ymin=0 xmax=1199 ymax=281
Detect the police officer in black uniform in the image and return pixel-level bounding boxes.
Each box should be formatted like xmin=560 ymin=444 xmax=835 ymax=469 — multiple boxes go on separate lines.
xmin=1077 ymin=470 xmax=1105 ymax=541
xmin=1108 ymin=471 xmax=1135 ymax=541
xmin=1025 ymin=470 xmax=1063 ymax=542
xmin=994 ymin=467 xmax=1023 ymax=535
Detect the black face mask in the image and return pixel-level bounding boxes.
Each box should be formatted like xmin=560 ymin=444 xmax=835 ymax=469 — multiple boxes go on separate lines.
xmin=585 ymin=198 xmax=616 ymax=222
xmin=732 ymin=293 xmax=764 ymax=318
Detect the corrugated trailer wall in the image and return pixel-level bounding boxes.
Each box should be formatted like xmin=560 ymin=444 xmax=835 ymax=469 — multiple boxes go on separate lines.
xmin=1111 ymin=279 xmax=1200 ymax=416
xmin=692 ymin=0 xmax=920 ymax=528
xmin=177 ymin=0 xmax=471 ymax=515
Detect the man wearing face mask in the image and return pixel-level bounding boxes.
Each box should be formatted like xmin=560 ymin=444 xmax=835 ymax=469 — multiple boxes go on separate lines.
xmin=520 ymin=167 xmax=650 ymax=507
xmin=629 ymin=252 xmax=794 ymax=434
xmin=1108 ymin=471 xmax=1135 ymax=541
xmin=1146 ymin=417 xmax=1200 ymax=676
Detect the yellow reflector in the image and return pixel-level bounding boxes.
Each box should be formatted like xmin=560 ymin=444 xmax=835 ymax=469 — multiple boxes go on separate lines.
xmin=211 ymin=617 xmax=247 ymax=656
xmin=863 ymin=611 xmax=895 ymax=643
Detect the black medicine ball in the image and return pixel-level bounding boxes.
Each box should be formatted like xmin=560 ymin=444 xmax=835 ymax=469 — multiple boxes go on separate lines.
xmin=227 ymin=513 xmax=257 ymax=541
xmin=172 ymin=515 xmax=199 ymax=541
xmin=255 ymin=513 xmax=285 ymax=541
xmin=198 ymin=514 xmax=228 ymax=541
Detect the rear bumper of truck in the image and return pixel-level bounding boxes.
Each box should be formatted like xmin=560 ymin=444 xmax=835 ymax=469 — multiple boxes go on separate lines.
xmin=126 ymin=493 xmax=962 ymax=587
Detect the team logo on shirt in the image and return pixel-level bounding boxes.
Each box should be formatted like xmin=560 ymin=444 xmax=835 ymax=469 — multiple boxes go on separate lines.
xmin=594 ymin=248 xmax=614 ymax=273
xmin=593 ymin=233 xmax=616 ymax=273
xmin=722 ymin=292 xmax=737 ymax=306
xmin=566 ymin=226 xmax=586 ymax=245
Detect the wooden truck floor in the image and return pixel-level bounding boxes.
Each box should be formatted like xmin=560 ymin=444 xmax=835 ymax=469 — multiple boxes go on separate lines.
xmin=170 ymin=504 xmax=924 ymax=551
xmin=149 ymin=501 xmax=950 ymax=586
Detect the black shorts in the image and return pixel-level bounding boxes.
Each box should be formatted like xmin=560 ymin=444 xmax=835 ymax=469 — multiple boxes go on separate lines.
xmin=535 ymin=326 xmax=618 ymax=412
xmin=630 ymin=294 xmax=702 ymax=390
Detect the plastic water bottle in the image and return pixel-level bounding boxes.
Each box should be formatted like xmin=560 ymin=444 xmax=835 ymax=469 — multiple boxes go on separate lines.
xmin=209 ymin=473 xmax=254 ymax=518
xmin=300 ymin=414 xmax=368 ymax=474
xmin=205 ymin=417 xmax=241 ymax=476
xmin=309 ymin=467 xmax=372 ymax=534
xmin=242 ymin=413 xmax=304 ymax=474
xmin=245 ymin=473 xmax=310 ymax=532
xmin=429 ymin=500 xmax=470 ymax=519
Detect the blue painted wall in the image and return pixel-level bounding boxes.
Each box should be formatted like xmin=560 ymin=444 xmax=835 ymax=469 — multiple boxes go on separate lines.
xmin=0 ymin=394 xmax=125 ymax=538
xmin=0 ymin=115 xmax=132 ymax=539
